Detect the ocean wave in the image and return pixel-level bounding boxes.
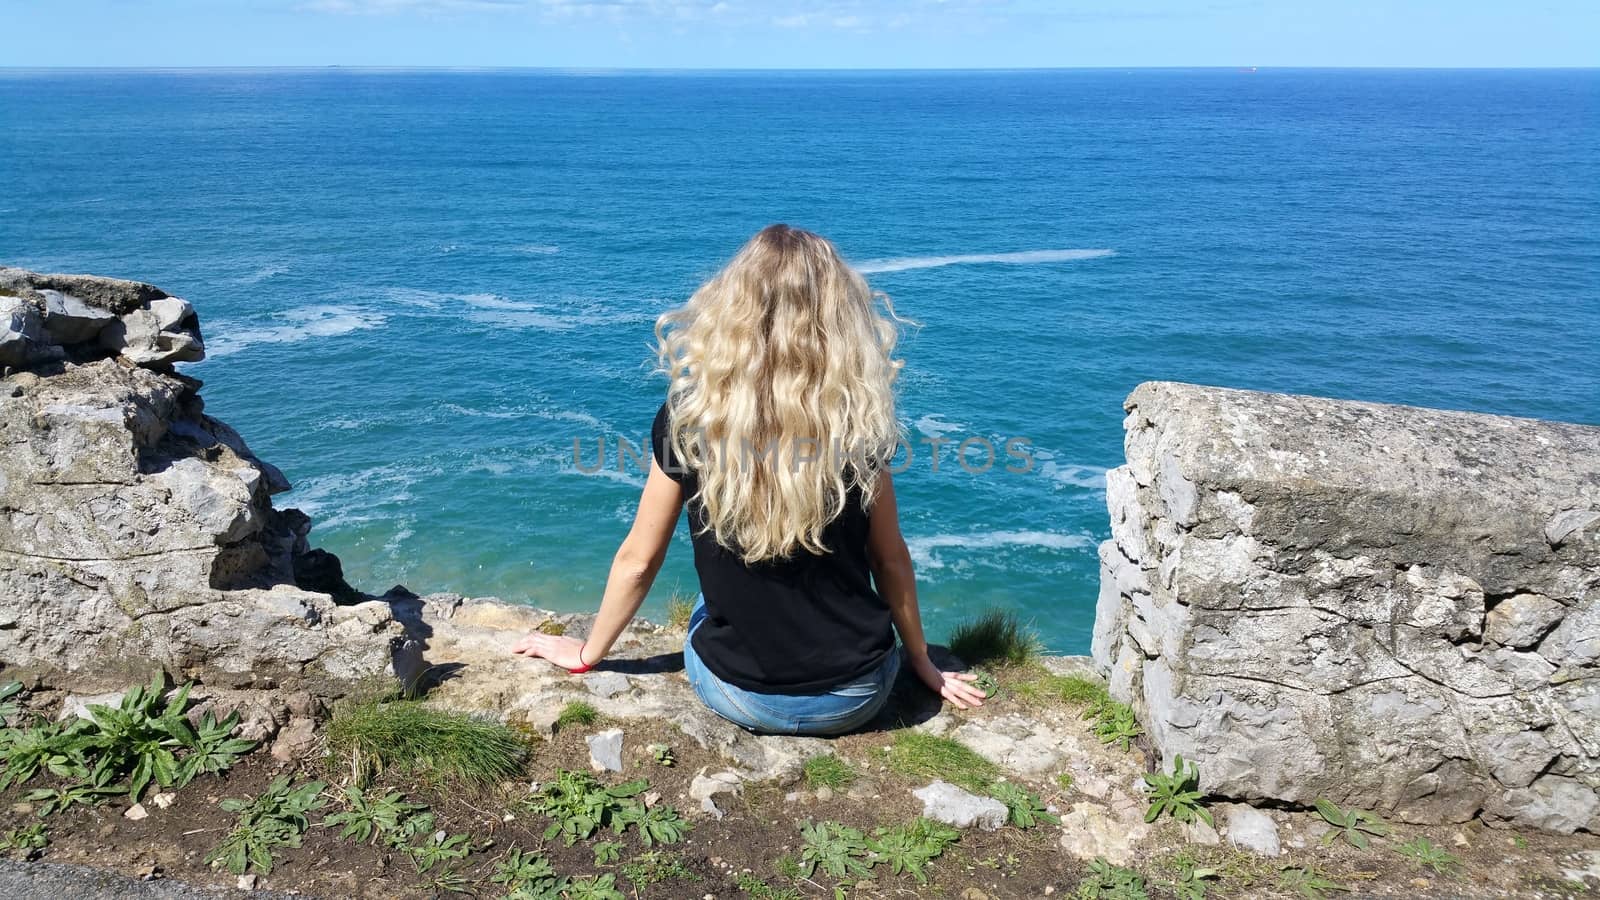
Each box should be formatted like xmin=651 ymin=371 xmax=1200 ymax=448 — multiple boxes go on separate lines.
xmin=514 ymin=244 xmax=561 ymax=255
xmin=855 ymin=248 xmax=1116 ymax=275
xmin=914 ymin=413 xmax=965 ymax=438
xmin=906 ymin=529 xmax=1094 ymax=570
xmin=1040 ymin=461 xmax=1108 ymax=490
xmin=287 ymin=461 xmax=442 ymax=520
xmin=567 ymin=464 xmax=645 ymax=489
xmin=240 ymin=263 xmax=291 ymax=284
xmin=205 ymin=305 xmax=386 ymax=357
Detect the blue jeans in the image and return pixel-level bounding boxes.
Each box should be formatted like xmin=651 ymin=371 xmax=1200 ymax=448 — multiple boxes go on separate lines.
xmin=682 ymin=596 xmax=900 ymax=736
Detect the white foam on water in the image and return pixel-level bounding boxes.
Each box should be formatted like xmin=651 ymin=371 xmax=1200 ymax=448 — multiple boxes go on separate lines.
xmin=906 ymin=529 xmax=1094 ymax=571
xmin=914 ymin=413 xmax=965 ymax=438
xmin=240 ymin=263 xmax=290 ymax=284
xmin=285 ymin=461 xmax=441 ymax=519
xmin=855 ymin=248 xmax=1116 ymax=275
xmin=205 ymin=305 xmax=386 ymax=357
xmin=514 ymin=244 xmax=561 ymax=255
xmin=1040 ymin=461 xmax=1109 ymax=490
xmin=569 ymin=464 xmax=646 ymax=489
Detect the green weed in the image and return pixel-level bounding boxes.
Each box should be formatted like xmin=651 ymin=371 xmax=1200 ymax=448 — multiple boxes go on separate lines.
xmin=1393 ymin=837 xmax=1461 ymax=876
xmin=1314 ymin=798 xmax=1388 ymax=850
xmin=945 ymin=609 xmax=1040 ymax=668
xmin=1277 ymin=865 xmax=1353 ymax=899
xmin=885 ymin=732 xmax=998 ymax=793
xmin=324 ymin=786 xmax=427 ymax=844
xmin=326 ymin=698 xmax=526 ymax=786
xmin=555 ymin=701 xmax=600 ymax=731
xmin=1143 ymin=755 xmax=1212 ymax=827
xmin=866 ymin=817 xmax=959 ymax=883
xmin=803 ymin=753 xmax=858 ymax=790
xmin=1076 ymin=857 xmax=1149 ymax=899
xmin=989 ymin=781 xmax=1059 ymax=828
xmin=205 ymin=776 xmax=327 ymax=875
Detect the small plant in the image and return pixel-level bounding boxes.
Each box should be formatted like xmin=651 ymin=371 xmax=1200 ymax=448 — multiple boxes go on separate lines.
xmin=531 ymin=770 xmax=647 ymax=844
xmin=206 ymin=776 xmax=327 ymax=875
xmin=1277 ymin=866 xmax=1352 ymax=899
xmin=797 ymin=820 xmax=873 ymax=879
xmin=173 ymin=709 xmax=256 ymax=787
xmin=945 ymin=609 xmax=1040 ymax=667
xmin=324 ymin=786 xmax=427 ymax=844
xmin=1076 ymin=857 xmax=1149 ymax=899
xmin=736 ymin=872 xmax=804 ymax=900
xmin=989 ymin=781 xmax=1059 ymax=828
xmin=326 ymin=698 xmax=527 ymax=785
xmin=0 ymin=719 xmax=91 ymax=790
xmin=620 ymin=851 xmax=697 ymax=892
xmin=428 ymin=867 xmax=473 ymax=896
xmin=492 ymin=848 xmax=563 ymax=895
xmin=380 ymin=809 xmax=438 ymax=851
xmin=866 ymin=817 xmax=959 ymax=883
xmin=1021 ymin=672 xmax=1110 ymax=706
xmin=0 ymin=681 xmax=24 ymax=725
xmin=803 ymin=753 xmax=857 ymax=790
xmin=647 ymin=743 xmax=675 ymax=767
xmin=1167 ymin=858 xmax=1219 ymax=900
xmin=631 ymin=803 xmax=692 ymax=847
xmin=80 ymin=676 xmax=197 ymax=801
xmin=23 ymin=780 xmax=118 ymax=816
xmin=773 ymin=854 xmax=804 ymax=880
xmin=536 ymin=619 xmax=568 ymax=636
xmin=1393 ymin=837 xmax=1461 ymax=876
xmin=1143 ymin=755 xmax=1212 ymax=827
xmin=592 ymin=839 xmax=625 ymax=865
xmin=665 ymin=592 xmax=696 ymax=630
xmin=1056 ymin=772 xmax=1075 ymax=791
xmin=407 ymin=830 xmax=474 ymax=873
xmin=1314 ymin=798 xmax=1388 ymax=850
xmin=971 ymin=669 xmax=1002 ymax=699
xmin=1085 ymin=696 xmax=1143 ymax=751
xmin=886 ymin=732 xmax=998 ymax=793
xmin=555 ymin=701 xmax=600 ymax=731
xmin=0 ymin=822 xmax=48 ymax=859
xmin=568 ymin=873 xmax=626 ymax=900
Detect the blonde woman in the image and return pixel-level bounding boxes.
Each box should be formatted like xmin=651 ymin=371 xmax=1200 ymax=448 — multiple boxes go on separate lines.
xmin=511 ymin=225 xmax=986 ymax=735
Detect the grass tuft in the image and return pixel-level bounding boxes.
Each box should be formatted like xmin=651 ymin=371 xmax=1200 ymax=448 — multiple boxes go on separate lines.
xmin=802 ymin=754 xmax=857 ymax=790
xmin=326 ymin=699 xmax=527 ymax=786
xmin=886 ymin=732 xmax=998 ymax=793
xmin=554 ymin=701 xmax=600 ymax=732
xmin=665 ymin=591 xmax=696 ymax=630
xmin=945 ymin=609 xmax=1040 ymax=668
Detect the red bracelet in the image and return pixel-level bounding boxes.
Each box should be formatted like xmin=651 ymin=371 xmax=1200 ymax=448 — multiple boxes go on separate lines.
xmin=567 ymin=643 xmax=594 ymax=675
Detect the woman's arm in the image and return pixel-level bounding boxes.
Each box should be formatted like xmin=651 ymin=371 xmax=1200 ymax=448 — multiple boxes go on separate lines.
xmin=866 ymin=469 xmax=987 ymax=710
xmin=511 ymin=457 xmax=685 ymax=670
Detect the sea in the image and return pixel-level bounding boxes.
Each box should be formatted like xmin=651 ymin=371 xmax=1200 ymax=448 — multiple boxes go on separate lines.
xmin=3 ymin=68 xmax=1597 ymax=653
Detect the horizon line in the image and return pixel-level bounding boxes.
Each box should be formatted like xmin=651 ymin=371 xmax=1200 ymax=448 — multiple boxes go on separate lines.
xmin=2 ymin=65 xmax=1597 ymax=73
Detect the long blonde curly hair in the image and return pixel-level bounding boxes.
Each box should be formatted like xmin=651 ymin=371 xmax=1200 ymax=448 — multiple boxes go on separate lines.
xmin=655 ymin=224 xmax=906 ymax=563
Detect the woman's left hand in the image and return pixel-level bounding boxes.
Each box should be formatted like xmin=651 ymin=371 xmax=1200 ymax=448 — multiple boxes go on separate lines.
xmin=511 ymin=632 xmax=589 ymax=671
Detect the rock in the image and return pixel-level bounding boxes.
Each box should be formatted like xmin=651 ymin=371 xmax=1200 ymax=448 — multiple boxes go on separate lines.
xmin=151 ymin=793 xmax=175 ymax=810
xmin=1485 ymin=593 xmax=1567 ymax=648
xmin=1058 ymin=802 xmax=1147 ymax=864
xmin=587 ymin=729 xmax=624 ymax=773
xmin=912 ymin=781 xmax=1007 ymax=831
xmin=124 ymin=803 xmax=148 ymax=821
xmin=814 ymin=785 xmax=834 ymax=802
xmin=1222 ymin=804 xmax=1281 ymax=857
xmin=237 ymin=873 xmax=258 ymax=890
xmin=1093 ymin=381 xmax=1600 ymax=831
xmin=700 ymin=797 xmax=723 ymax=820
xmin=846 ymin=779 xmax=878 ymax=801
xmin=1182 ymin=819 xmax=1220 ymax=845
xmin=1484 ymin=774 xmax=1600 ymax=834
xmin=584 ymin=671 xmax=632 ymax=699
xmin=270 ymin=716 xmax=319 ymax=762
xmin=0 ymin=266 xmax=403 ymax=701
xmin=57 ymin=691 xmax=127 ymax=721
xmin=690 ymin=770 xmax=742 ymax=802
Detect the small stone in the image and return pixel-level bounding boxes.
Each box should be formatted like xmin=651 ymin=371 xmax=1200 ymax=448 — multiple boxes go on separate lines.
xmin=912 ymin=781 xmax=1008 ymax=831
xmin=815 ymin=785 xmax=834 ymax=802
xmin=237 ymin=873 xmax=258 ymax=890
xmin=689 ymin=770 xmax=743 ymax=802
xmin=846 ymin=779 xmax=878 ymax=801
xmin=587 ymin=728 xmax=624 ymax=773
xmin=10 ymin=802 xmax=33 ymax=816
xmin=1223 ymin=804 xmax=1281 ymax=857
xmin=1058 ymin=802 xmax=1148 ymax=864
xmin=1452 ymin=831 xmax=1470 ymax=847
xmin=701 ymin=797 xmax=724 ymax=820
xmin=784 ymin=791 xmax=802 ymax=804
xmin=1044 ymin=887 xmax=1055 ymax=896
xmin=270 ymin=716 xmax=318 ymax=762
xmin=643 ymin=791 xmax=661 ymax=808
xmin=124 ymin=803 xmax=148 ymax=821
xmin=151 ymin=792 xmax=176 ymax=810
xmin=1182 ymin=819 xmax=1221 ymax=845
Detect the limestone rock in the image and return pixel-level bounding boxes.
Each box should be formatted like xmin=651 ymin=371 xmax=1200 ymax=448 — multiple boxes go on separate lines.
xmin=585 ymin=671 xmax=632 ymax=699
xmin=912 ymin=781 xmax=1007 ymax=831
xmin=1222 ymin=804 xmax=1281 ymax=857
xmin=271 ymin=716 xmax=319 ymax=762
xmin=1057 ymin=802 xmax=1148 ymax=864
xmin=1093 ymin=381 xmax=1600 ymax=832
xmin=690 ymin=770 xmax=743 ymax=802
xmin=0 ymin=266 xmax=399 ymax=701
xmin=588 ymin=729 xmax=624 ymax=773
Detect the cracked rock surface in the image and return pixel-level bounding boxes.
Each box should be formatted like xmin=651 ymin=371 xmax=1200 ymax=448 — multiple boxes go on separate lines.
xmin=0 ymin=267 xmax=399 ymax=697
xmin=1094 ymin=381 xmax=1600 ymax=833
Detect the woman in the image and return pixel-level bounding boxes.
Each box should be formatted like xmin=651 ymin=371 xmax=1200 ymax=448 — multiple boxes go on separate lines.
xmin=511 ymin=224 xmax=985 ymax=735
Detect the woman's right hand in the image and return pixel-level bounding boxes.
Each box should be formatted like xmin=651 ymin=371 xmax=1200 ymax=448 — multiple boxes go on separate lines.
xmin=910 ymin=651 xmax=987 ymax=710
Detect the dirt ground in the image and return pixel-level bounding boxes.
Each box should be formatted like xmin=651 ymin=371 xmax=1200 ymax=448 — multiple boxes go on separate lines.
xmin=2 ymin=688 xmax=1597 ymax=899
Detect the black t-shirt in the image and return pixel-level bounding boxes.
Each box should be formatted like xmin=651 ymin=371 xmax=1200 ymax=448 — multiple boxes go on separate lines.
xmin=651 ymin=403 xmax=896 ymax=694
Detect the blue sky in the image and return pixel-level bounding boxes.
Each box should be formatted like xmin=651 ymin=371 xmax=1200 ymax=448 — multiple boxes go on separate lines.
xmin=6 ymin=0 xmax=1597 ymax=68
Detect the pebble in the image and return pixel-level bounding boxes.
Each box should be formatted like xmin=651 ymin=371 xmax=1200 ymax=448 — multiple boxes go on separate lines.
xmin=815 ymin=785 xmax=834 ymax=802
xmin=151 ymin=792 xmax=175 ymax=810
xmin=237 ymin=874 xmax=258 ymax=890
xmin=124 ymin=803 xmax=148 ymax=821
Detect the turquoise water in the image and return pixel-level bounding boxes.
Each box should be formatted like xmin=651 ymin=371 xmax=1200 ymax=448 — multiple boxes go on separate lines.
xmin=3 ymin=69 xmax=1597 ymax=652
